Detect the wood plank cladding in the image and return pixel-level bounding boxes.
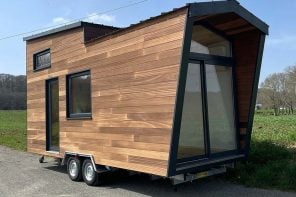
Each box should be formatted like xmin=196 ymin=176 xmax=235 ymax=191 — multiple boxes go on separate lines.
xmin=233 ymin=30 xmax=261 ymax=149
xmin=198 ymin=12 xmax=257 ymax=36
xmin=26 ymin=8 xmax=188 ymax=176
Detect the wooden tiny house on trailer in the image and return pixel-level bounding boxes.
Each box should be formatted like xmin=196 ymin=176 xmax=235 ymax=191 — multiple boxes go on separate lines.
xmin=24 ymin=0 xmax=268 ymax=185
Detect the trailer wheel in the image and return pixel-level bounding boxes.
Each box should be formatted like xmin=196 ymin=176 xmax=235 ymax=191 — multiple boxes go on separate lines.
xmin=67 ymin=157 xmax=82 ymax=181
xmin=82 ymin=159 xmax=101 ymax=186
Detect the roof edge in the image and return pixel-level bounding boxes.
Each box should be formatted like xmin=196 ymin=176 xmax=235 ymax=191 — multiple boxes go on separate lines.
xmin=23 ymin=21 xmax=120 ymax=42
xmin=23 ymin=22 xmax=83 ymax=41
xmin=84 ymin=6 xmax=188 ymax=44
xmin=189 ymin=1 xmax=269 ymax=35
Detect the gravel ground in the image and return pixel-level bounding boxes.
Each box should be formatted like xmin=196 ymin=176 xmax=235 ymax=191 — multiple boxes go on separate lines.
xmin=0 ymin=146 xmax=295 ymax=197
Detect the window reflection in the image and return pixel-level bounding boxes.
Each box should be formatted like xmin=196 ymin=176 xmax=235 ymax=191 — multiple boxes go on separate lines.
xmin=178 ymin=63 xmax=205 ymax=159
xmin=68 ymin=71 xmax=91 ymax=117
xmin=190 ymin=25 xmax=231 ymax=57
xmin=206 ymin=65 xmax=236 ymax=152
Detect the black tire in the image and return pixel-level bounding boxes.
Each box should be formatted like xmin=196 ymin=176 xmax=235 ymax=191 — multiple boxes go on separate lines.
xmin=82 ymin=159 xmax=102 ymax=186
xmin=67 ymin=157 xmax=82 ymax=181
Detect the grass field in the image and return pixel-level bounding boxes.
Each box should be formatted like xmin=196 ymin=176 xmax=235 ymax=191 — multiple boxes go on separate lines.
xmin=0 ymin=110 xmax=295 ymax=191
xmin=0 ymin=110 xmax=26 ymax=151
xmin=226 ymin=112 xmax=296 ymax=192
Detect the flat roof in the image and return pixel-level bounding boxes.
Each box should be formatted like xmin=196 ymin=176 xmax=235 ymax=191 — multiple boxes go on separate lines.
xmin=23 ymin=21 xmax=119 ymax=41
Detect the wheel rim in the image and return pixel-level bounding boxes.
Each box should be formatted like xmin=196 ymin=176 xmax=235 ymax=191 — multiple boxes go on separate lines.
xmin=69 ymin=160 xmax=78 ymax=178
xmin=84 ymin=163 xmax=95 ymax=182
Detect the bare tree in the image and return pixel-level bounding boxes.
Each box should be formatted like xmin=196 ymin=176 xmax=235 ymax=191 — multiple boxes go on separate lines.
xmin=261 ymin=73 xmax=286 ymax=115
xmin=257 ymin=65 xmax=296 ymax=115
xmin=285 ymin=66 xmax=296 ymax=114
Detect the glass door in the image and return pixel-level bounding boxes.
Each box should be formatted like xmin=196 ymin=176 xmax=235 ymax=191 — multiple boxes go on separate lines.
xmin=176 ymin=23 xmax=238 ymax=163
xmin=177 ymin=58 xmax=238 ymax=162
xmin=205 ymin=63 xmax=237 ymax=155
xmin=46 ymin=78 xmax=60 ymax=152
xmin=177 ymin=62 xmax=206 ymax=160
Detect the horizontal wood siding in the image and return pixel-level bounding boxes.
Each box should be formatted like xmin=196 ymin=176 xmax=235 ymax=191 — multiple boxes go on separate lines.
xmin=26 ymin=8 xmax=187 ymax=176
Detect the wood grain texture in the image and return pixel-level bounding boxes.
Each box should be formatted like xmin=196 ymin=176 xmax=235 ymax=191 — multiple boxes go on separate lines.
xmin=26 ymin=8 xmax=188 ymax=176
xmin=233 ymin=30 xmax=261 ymax=150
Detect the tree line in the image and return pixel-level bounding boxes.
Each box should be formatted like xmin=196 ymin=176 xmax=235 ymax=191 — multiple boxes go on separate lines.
xmin=0 ymin=74 xmax=26 ymax=110
xmin=257 ymin=65 xmax=296 ymax=115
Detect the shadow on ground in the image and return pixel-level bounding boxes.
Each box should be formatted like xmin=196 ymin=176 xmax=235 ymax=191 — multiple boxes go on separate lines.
xmin=225 ymin=140 xmax=296 ymax=192
xmin=45 ymin=165 xmax=67 ymax=174
xmin=44 ymin=164 xmax=232 ymax=196
xmin=43 ymin=140 xmax=296 ymax=195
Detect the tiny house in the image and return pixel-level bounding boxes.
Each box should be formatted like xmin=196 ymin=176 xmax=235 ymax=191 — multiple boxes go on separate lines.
xmin=24 ymin=0 xmax=268 ymax=186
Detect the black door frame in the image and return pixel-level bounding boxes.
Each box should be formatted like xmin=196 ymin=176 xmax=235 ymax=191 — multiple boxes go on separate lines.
xmin=167 ymin=17 xmax=241 ymax=175
xmin=176 ymin=53 xmax=240 ymax=164
xmin=45 ymin=77 xmax=60 ymax=152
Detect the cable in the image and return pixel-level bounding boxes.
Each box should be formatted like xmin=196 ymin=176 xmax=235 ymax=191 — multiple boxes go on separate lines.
xmin=0 ymin=0 xmax=150 ymax=41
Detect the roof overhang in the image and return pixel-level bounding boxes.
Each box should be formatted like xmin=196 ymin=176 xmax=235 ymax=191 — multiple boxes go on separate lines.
xmin=23 ymin=21 xmax=120 ymax=42
xmin=188 ymin=1 xmax=269 ymax=35
xmin=23 ymin=22 xmax=83 ymax=41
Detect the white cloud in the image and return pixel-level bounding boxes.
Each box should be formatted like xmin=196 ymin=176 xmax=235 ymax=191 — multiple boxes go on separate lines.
xmin=51 ymin=17 xmax=70 ymax=25
xmin=85 ymin=13 xmax=116 ymax=24
xmin=45 ymin=13 xmax=115 ymax=31
xmin=42 ymin=17 xmax=71 ymax=31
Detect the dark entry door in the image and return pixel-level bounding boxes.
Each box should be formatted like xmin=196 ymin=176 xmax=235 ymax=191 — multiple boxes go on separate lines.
xmin=46 ymin=78 xmax=60 ymax=152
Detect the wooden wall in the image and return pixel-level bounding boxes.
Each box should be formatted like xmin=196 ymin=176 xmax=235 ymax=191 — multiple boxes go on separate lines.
xmin=232 ymin=30 xmax=261 ymax=149
xmin=26 ymin=8 xmax=187 ymax=176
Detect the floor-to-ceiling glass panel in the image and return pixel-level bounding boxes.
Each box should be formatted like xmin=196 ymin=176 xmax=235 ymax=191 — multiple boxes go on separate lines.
xmin=177 ymin=63 xmax=205 ymax=159
xmin=205 ymin=65 xmax=236 ymax=153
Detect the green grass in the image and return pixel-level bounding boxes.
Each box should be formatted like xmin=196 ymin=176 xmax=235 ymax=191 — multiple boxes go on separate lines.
xmin=0 ymin=110 xmax=26 ymax=151
xmin=226 ymin=111 xmax=296 ymax=192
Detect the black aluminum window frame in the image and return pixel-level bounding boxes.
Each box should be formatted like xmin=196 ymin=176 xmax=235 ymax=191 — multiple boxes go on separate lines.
xmin=33 ymin=49 xmax=51 ymax=71
xmin=167 ymin=17 xmax=242 ymax=176
xmin=45 ymin=77 xmax=60 ymax=152
xmin=167 ymin=1 xmax=268 ymax=177
xmin=190 ymin=22 xmax=233 ymax=58
xmin=179 ymin=24 xmax=241 ymax=162
xmin=176 ymin=55 xmax=240 ymax=165
xmin=66 ymin=70 xmax=92 ymax=119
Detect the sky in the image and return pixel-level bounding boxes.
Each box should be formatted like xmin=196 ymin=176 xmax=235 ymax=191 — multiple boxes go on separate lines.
xmin=0 ymin=0 xmax=295 ymax=83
